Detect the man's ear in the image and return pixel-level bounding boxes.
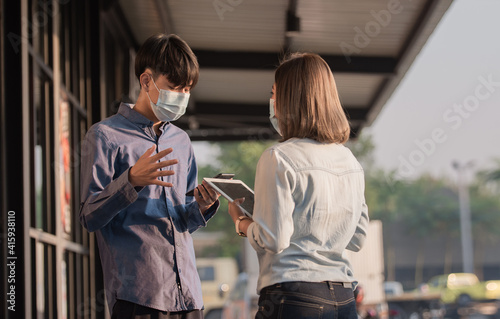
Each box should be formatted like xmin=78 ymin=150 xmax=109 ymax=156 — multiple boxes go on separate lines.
xmin=140 ymin=73 xmax=151 ymax=92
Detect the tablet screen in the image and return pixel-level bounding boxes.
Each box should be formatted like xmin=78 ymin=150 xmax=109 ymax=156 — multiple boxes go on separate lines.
xmin=204 ymin=178 xmax=254 ymax=216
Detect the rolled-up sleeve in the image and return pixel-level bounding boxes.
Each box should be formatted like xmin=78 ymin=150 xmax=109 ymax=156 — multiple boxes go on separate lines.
xmin=247 ymin=149 xmax=296 ymax=254
xmin=79 ymin=127 xmax=138 ymax=232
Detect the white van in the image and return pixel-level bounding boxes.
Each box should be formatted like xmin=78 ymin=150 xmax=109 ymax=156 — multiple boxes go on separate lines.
xmin=197 ymin=258 xmax=239 ymax=319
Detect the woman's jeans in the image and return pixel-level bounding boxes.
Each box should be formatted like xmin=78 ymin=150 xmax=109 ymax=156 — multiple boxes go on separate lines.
xmin=256 ymin=281 xmax=357 ymax=319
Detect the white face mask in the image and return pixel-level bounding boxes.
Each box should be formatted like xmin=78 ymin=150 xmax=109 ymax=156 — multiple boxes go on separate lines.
xmin=146 ymin=76 xmax=190 ymax=122
xmin=269 ymin=99 xmax=281 ymax=136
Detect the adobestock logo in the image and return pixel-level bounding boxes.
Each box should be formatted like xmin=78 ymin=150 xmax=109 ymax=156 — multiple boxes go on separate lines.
xmin=391 ymin=74 xmax=500 ymax=182
xmin=213 ymin=0 xmax=244 ymax=21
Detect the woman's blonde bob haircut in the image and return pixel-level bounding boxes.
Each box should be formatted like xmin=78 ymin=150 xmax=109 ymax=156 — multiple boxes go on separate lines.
xmin=275 ymin=52 xmax=350 ymax=144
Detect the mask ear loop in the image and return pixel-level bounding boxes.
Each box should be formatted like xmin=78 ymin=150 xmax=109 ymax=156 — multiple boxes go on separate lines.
xmin=145 ymin=74 xmax=159 ymax=106
xmin=149 ymin=74 xmax=161 ymax=93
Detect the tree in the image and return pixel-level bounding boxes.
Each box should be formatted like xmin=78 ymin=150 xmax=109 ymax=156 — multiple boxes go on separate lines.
xmin=395 ymin=175 xmax=460 ymax=285
xmin=364 ymin=169 xmax=404 ymax=280
xmin=468 ymin=179 xmax=500 ymax=279
xmin=478 ymin=158 xmax=500 ymax=193
xmin=346 ymin=133 xmax=376 ymax=171
xmin=348 ymin=133 xmax=406 ymax=279
xmin=348 ymin=133 xmax=402 ymax=222
xmin=482 ymin=158 xmax=500 ymax=182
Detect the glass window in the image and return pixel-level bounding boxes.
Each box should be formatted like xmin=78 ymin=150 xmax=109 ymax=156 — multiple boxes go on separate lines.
xmin=26 ymin=0 xmax=96 ymax=318
xmin=31 ymin=44 xmax=55 ymax=234
xmin=197 ymin=266 xmax=216 ymax=282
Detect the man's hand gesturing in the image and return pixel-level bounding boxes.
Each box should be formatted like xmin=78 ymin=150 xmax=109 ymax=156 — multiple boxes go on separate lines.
xmin=129 ymin=145 xmax=178 ymax=187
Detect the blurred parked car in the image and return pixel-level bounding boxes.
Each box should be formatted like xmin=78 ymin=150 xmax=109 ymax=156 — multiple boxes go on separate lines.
xmin=384 ymin=281 xmax=404 ymax=297
xmin=424 ymin=273 xmax=500 ymax=306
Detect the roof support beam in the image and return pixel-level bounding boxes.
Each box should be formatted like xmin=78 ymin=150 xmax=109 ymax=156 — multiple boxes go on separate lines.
xmin=193 ymin=101 xmax=368 ymax=120
xmin=193 ymin=49 xmax=397 ymax=75
xmin=186 ymin=127 xmax=278 ymax=142
xmin=194 ymin=102 xmax=267 ymax=117
xmin=183 ymin=125 xmax=362 ymax=142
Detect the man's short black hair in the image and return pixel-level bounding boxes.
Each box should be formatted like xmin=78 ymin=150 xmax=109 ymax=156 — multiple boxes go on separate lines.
xmin=135 ymin=34 xmax=199 ymax=89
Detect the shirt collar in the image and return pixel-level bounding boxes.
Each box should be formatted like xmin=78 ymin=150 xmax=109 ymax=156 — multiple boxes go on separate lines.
xmin=118 ymin=102 xmax=171 ymax=134
xmin=118 ymin=102 xmax=155 ymax=127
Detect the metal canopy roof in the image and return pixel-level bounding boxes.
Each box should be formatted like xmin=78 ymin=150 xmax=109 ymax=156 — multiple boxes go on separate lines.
xmin=117 ymin=0 xmax=453 ymax=141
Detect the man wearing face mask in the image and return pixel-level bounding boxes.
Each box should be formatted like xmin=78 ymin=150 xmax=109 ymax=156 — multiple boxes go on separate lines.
xmin=79 ymin=34 xmax=220 ymax=319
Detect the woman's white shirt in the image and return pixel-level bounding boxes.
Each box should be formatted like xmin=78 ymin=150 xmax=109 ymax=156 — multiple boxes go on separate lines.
xmin=247 ymin=138 xmax=369 ymax=294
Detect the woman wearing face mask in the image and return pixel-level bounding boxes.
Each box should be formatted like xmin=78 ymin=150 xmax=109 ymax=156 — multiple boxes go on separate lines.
xmin=228 ymin=53 xmax=369 ymax=319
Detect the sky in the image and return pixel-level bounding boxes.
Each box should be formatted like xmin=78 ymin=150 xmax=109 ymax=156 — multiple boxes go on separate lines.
xmin=365 ymin=0 xmax=500 ymax=181
xmin=194 ymin=0 xmax=500 ymax=181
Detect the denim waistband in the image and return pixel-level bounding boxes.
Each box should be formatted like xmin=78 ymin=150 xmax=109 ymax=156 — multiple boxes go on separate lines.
xmin=263 ymin=281 xmax=353 ymax=292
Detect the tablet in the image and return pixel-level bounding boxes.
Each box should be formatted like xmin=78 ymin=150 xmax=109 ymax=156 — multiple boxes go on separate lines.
xmin=186 ymin=173 xmax=235 ymax=196
xmin=204 ymin=178 xmax=254 ymax=217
